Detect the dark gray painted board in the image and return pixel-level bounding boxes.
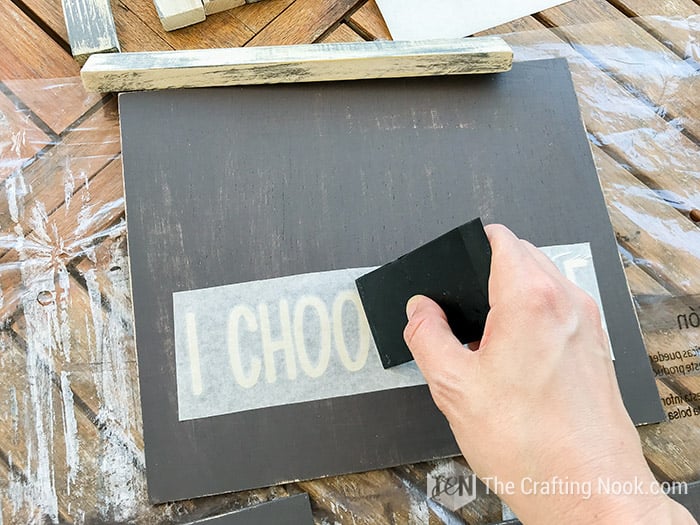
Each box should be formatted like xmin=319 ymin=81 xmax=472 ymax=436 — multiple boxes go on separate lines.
xmin=187 ymin=494 xmax=313 ymax=525
xmin=119 ymin=58 xmax=664 ymax=503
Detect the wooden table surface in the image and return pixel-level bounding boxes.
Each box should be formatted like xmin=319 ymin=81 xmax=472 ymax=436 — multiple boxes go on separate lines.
xmin=0 ymin=0 xmax=698 ymax=523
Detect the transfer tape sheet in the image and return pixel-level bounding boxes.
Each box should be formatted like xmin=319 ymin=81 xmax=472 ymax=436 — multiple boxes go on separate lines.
xmin=173 ymin=242 xmax=609 ymax=421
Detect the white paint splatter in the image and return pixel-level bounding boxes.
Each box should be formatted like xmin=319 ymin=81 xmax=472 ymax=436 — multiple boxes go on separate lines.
xmin=9 ymin=386 xmax=18 ymax=440
xmin=84 ymin=253 xmax=143 ymax=522
xmin=56 ymin=267 xmax=72 ymax=363
xmin=73 ymin=508 xmax=86 ymax=525
xmin=407 ymin=497 xmax=429 ymax=525
xmin=11 ymin=192 xmax=83 ymax=522
xmin=63 ymin=167 xmax=75 ymax=213
xmin=4 ymin=172 xmax=28 ymax=225
xmin=60 ymin=371 xmax=79 ymax=492
xmin=6 ymin=465 xmax=40 ymax=523
xmin=20 ymin=270 xmax=60 ymax=523
xmin=396 ymin=472 xmax=430 ymax=525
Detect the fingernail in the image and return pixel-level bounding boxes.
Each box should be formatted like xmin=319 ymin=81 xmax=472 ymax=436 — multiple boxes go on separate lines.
xmin=406 ymin=295 xmax=421 ymax=320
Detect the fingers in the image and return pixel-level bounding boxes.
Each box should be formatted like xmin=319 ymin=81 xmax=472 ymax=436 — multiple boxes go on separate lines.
xmin=483 ymin=224 xmax=530 ymax=294
xmin=483 ymin=223 xmax=525 ymax=263
xmin=403 ymin=295 xmax=470 ymax=385
xmin=484 ymin=224 xmax=531 ymax=307
xmin=484 ymin=224 xmax=570 ymax=305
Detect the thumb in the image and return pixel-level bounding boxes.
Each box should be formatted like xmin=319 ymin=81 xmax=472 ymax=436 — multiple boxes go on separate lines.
xmin=403 ymin=295 xmax=471 ymax=387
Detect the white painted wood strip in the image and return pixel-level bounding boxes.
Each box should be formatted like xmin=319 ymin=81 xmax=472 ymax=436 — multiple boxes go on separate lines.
xmin=153 ymin=0 xmax=206 ymax=31
xmin=61 ymin=0 xmax=120 ymax=64
xmin=203 ymin=0 xmax=245 ymax=15
xmin=81 ymin=37 xmax=513 ymax=92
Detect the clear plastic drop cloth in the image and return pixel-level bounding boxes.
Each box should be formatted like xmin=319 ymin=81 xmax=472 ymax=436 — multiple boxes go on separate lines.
xmin=0 ymin=15 xmax=698 ymax=524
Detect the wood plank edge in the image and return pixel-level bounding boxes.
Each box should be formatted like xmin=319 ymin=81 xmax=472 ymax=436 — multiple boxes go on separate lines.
xmin=203 ymin=0 xmax=246 ymax=15
xmin=74 ymin=46 xmax=121 ymax=67
xmin=153 ymin=0 xmax=206 ymax=31
xmin=61 ymin=0 xmax=121 ymax=65
xmin=80 ymin=37 xmax=513 ymax=92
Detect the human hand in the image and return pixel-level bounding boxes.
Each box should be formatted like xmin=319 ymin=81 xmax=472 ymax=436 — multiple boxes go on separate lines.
xmin=403 ymin=224 xmax=695 ymax=524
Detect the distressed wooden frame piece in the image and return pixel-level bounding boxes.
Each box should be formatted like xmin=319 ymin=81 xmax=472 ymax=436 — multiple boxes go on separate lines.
xmin=202 ymin=0 xmax=246 ymax=15
xmin=153 ymin=0 xmax=206 ymax=31
xmin=204 ymin=0 xmax=264 ymax=14
xmin=160 ymin=0 xmax=266 ymax=27
xmin=61 ymin=0 xmax=120 ymax=64
xmin=80 ymin=37 xmax=513 ymax=92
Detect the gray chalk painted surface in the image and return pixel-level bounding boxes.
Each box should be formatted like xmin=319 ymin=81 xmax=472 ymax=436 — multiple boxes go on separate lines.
xmin=173 ymin=244 xmax=609 ymax=421
xmin=119 ymin=58 xmax=663 ymax=503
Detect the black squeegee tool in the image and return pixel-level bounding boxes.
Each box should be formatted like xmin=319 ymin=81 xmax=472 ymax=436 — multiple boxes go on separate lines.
xmin=355 ymin=218 xmax=492 ymax=369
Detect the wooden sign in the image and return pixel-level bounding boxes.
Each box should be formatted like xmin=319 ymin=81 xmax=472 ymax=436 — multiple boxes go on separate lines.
xmin=119 ymin=59 xmax=663 ymax=503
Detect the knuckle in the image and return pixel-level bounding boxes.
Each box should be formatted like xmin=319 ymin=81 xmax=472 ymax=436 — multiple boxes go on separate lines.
xmin=403 ymin=310 xmax=435 ymax=348
xmin=523 ymin=277 xmax=566 ymax=315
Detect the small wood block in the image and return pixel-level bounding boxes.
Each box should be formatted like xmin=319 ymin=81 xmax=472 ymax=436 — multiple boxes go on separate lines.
xmin=81 ymin=36 xmax=513 ymax=92
xmin=61 ymin=0 xmax=120 ymax=64
xmin=356 ymin=218 xmax=491 ymax=368
xmin=202 ymin=0 xmax=245 ymax=15
xmin=153 ymin=0 xmax=206 ymax=31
